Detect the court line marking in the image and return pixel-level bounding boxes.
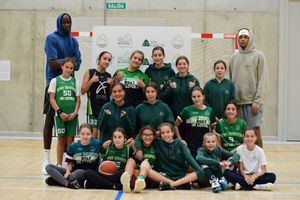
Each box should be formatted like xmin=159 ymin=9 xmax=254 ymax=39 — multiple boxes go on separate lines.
xmin=0 ymin=186 xmax=300 ymax=195
xmin=115 ymin=191 xmax=123 ymax=200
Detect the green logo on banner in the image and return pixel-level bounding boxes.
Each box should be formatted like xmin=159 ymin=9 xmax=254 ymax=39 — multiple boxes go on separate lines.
xmin=142 ymin=39 xmax=150 ymax=47
xmin=106 ymin=2 xmax=126 ymax=10
xmin=143 ymin=58 xmax=149 ymax=65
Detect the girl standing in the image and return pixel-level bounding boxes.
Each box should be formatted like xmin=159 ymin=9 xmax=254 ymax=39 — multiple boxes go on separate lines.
xmin=175 ymin=87 xmax=215 ymax=157
xmin=204 ymin=60 xmax=236 ymax=120
xmin=120 ymin=126 xmax=157 ymax=193
xmin=84 ymin=128 xmax=133 ymax=190
xmin=135 ymin=82 xmax=174 ymax=132
xmin=81 ymin=51 xmax=112 ymax=138
xmin=216 ymin=101 xmax=247 ymax=152
xmin=135 ymin=123 xmax=206 ymax=190
xmin=160 ymin=56 xmax=200 ymax=119
xmin=48 ymin=58 xmax=80 ymax=166
xmin=145 ymin=46 xmax=175 ymax=95
xmin=113 ymin=50 xmax=149 ymax=107
xmin=196 ymin=133 xmax=240 ymax=193
xmin=224 ymin=128 xmax=276 ymax=190
xmin=98 ymin=82 xmax=136 ymax=145
xmin=45 ymin=123 xmax=101 ymax=189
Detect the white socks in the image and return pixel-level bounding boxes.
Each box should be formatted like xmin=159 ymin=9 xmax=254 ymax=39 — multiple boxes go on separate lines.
xmin=44 ymin=149 xmax=50 ymax=164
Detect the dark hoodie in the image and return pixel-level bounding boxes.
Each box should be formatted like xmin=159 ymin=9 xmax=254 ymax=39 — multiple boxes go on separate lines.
xmin=98 ymin=100 xmax=136 ymax=143
xmin=135 ymin=137 xmax=205 ymax=181
xmin=160 ymin=73 xmax=200 ymax=118
xmin=45 ymin=13 xmax=81 ymax=84
xmin=145 ymin=63 xmax=175 ymax=91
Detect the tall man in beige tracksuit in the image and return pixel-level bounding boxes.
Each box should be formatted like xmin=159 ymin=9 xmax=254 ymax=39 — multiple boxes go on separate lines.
xmin=229 ymin=28 xmax=268 ymax=147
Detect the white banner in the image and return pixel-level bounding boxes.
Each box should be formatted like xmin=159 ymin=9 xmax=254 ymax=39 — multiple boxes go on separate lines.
xmin=92 ymin=26 xmax=191 ymax=74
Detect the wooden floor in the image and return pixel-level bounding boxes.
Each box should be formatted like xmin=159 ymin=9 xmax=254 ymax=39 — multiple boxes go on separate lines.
xmin=0 ymin=138 xmax=299 ymax=200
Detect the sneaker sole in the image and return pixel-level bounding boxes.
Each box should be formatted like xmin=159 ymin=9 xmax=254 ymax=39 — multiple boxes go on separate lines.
xmin=254 ymin=183 xmax=273 ymax=191
xmin=133 ymin=179 xmax=146 ymax=193
xmin=120 ymin=172 xmax=131 ymax=193
xmin=213 ymin=186 xmax=222 ymax=193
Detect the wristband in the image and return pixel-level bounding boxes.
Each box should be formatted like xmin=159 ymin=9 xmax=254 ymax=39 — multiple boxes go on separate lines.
xmin=57 ymin=108 xmax=63 ymax=115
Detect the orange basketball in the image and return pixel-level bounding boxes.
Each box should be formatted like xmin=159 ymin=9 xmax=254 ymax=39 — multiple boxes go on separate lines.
xmin=98 ymin=160 xmax=118 ymax=176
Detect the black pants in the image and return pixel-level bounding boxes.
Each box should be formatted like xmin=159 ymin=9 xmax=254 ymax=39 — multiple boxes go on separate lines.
xmin=224 ymin=169 xmax=276 ymax=190
xmin=85 ymin=169 xmax=124 ymax=189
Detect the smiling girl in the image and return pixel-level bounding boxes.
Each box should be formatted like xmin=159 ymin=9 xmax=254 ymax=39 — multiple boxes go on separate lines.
xmin=81 ymin=51 xmax=112 ymax=138
xmin=224 ymin=128 xmax=276 ymax=190
xmin=113 ymin=50 xmax=149 ymax=107
xmin=135 ymin=82 xmax=174 ymax=132
xmin=48 ymin=58 xmax=80 ymax=166
xmin=98 ymin=82 xmax=136 ymax=145
xmin=204 ymin=60 xmax=236 ymax=120
xmin=175 ymin=87 xmax=215 ymax=158
xmin=135 ymin=123 xmax=206 ymax=190
xmin=84 ymin=127 xmax=133 ymax=190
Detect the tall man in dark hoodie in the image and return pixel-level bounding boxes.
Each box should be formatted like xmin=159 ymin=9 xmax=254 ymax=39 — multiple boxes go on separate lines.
xmin=42 ymin=13 xmax=81 ymax=174
xmin=229 ymin=28 xmax=268 ymax=148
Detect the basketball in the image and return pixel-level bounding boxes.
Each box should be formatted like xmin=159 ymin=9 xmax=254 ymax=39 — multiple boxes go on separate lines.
xmin=98 ymin=160 xmax=118 ymax=176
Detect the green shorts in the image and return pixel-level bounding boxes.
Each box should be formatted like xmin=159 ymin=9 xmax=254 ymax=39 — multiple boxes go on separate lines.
xmin=87 ymin=114 xmax=99 ymax=128
xmin=54 ymin=116 xmax=78 ymax=136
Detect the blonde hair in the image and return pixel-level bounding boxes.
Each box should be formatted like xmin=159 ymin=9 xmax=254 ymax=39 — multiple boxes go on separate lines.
xmin=202 ymin=132 xmax=218 ymax=146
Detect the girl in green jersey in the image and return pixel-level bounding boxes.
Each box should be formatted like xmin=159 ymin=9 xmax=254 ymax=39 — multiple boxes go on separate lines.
xmin=84 ymin=127 xmax=133 ymax=190
xmin=216 ymin=101 xmax=247 ymax=152
xmin=121 ymin=125 xmax=157 ymax=193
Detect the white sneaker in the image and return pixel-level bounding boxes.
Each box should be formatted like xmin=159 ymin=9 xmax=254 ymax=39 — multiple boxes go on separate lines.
xmin=253 ymin=183 xmax=273 ymax=191
xmin=41 ymin=162 xmax=49 ymax=175
xmin=120 ymin=172 xmax=131 ymax=193
xmin=133 ymin=178 xmax=146 ymax=193
xmin=235 ymin=183 xmax=242 ymax=190
xmin=210 ymin=178 xmax=222 ymax=193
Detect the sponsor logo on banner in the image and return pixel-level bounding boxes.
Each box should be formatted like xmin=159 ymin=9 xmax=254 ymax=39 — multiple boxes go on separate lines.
xmin=97 ymin=34 xmax=108 ymax=48
xmin=118 ymin=33 xmax=133 ymax=47
xmin=143 ymin=39 xmax=150 ymax=47
xmin=143 ymin=58 xmax=150 ymax=65
xmin=172 ymin=35 xmax=184 ymax=49
xmin=143 ymin=39 xmax=165 ymax=47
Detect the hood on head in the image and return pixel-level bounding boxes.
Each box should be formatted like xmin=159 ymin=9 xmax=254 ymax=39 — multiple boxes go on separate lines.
xmin=56 ymin=13 xmax=72 ymax=36
xmin=237 ymin=28 xmax=256 ymax=53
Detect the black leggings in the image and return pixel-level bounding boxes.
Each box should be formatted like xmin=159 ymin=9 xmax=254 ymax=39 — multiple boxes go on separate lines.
xmin=224 ymin=169 xmax=276 ymax=190
xmin=85 ymin=169 xmax=124 ymax=189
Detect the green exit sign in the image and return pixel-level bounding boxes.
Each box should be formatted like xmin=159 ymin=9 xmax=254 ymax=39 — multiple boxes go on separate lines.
xmin=106 ymin=2 xmax=126 ymax=10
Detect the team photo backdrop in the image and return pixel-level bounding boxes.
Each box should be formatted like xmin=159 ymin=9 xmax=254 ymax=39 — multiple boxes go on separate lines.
xmin=92 ymin=26 xmax=191 ymax=73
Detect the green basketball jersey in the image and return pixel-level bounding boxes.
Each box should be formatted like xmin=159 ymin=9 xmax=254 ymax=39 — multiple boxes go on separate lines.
xmin=101 ymin=144 xmax=132 ymax=170
xmin=135 ymin=145 xmax=156 ymax=169
xmin=217 ymin=117 xmax=247 ymax=151
xmin=179 ymin=105 xmax=215 ymax=156
xmin=55 ymin=76 xmax=76 ymax=114
xmin=113 ymin=68 xmax=149 ymax=107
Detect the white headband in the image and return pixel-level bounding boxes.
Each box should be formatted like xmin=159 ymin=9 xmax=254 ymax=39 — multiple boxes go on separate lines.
xmin=238 ymin=29 xmax=249 ymax=37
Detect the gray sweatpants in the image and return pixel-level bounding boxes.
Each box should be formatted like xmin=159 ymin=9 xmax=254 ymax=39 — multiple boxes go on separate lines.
xmin=45 ymin=164 xmax=86 ymax=186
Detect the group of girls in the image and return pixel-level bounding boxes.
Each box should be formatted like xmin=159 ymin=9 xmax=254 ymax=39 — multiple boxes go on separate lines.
xmin=45 ymin=46 xmax=275 ymax=192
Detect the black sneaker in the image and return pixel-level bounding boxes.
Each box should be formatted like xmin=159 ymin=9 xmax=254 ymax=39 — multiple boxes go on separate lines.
xmin=67 ymin=179 xmax=80 ymax=189
xmin=45 ymin=177 xmax=62 ymax=186
xmin=177 ymin=182 xmax=192 ymax=190
xmin=159 ymin=182 xmax=175 ymax=191
xmin=113 ymin=183 xmax=123 ymax=190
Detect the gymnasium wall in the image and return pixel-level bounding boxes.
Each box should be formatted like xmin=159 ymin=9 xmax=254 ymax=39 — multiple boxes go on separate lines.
xmin=0 ymin=0 xmax=279 ymax=139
